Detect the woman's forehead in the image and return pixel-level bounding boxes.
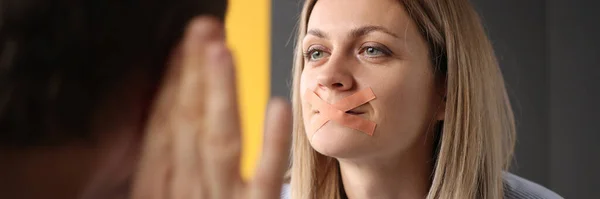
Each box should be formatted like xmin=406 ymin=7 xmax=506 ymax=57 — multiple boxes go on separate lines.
xmin=307 ymin=0 xmax=413 ymax=35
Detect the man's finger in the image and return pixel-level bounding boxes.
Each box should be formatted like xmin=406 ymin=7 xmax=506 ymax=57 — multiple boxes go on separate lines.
xmin=170 ymin=17 xmax=223 ymax=199
xmin=250 ymin=98 xmax=292 ymax=199
xmin=131 ymin=28 xmax=183 ymax=199
xmin=201 ymin=40 xmax=243 ymax=197
xmin=132 ymin=17 xmax=224 ymax=199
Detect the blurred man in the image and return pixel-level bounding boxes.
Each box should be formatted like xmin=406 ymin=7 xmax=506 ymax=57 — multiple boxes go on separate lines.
xmin=0 ymin=1 xmax=292 ymax=199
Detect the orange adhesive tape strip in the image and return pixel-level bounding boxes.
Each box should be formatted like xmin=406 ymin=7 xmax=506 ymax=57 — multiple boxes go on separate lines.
xmin=305 ymin=88 xmax=377 ymax=136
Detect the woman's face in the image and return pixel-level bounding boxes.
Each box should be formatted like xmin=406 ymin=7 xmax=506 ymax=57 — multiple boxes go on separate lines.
xmin=300 ymin=0 xmax=443 ymax=160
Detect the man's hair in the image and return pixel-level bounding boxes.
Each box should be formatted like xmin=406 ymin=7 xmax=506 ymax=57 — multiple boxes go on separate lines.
xmin=0 ymin=0 xmax=227 ymax=147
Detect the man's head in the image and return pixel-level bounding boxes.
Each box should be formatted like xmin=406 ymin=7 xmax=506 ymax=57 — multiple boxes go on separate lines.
xmin=0 ymin=0 xmax=227 ymax=147
xmin=0 ymin=0 xmax=227 ymax=198
xmin=0 ymin=0 xmax=226 ymax=146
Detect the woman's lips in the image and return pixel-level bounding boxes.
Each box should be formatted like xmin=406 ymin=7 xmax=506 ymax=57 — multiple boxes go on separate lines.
xmin=311 ymin=109 xmax=366 ymax=115
xmin=345 ymin=110 xmax=365 ymax=115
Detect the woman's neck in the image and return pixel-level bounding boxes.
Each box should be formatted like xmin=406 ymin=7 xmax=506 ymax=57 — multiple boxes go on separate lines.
xmin=337 ymin=143 xmax=434 ymax=199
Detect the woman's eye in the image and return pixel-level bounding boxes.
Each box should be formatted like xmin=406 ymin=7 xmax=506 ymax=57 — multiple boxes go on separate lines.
xmin=311 ymin=50 xmax=325 ymax=60
xmin=305 ymin=48 xmax=330 ymax=62
xmin=362 ymin=47 xmax=385 ymax=57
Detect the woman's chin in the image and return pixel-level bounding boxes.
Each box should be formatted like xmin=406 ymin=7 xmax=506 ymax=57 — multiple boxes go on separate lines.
xmin=307 ymin=122 xmax=373 ymax=159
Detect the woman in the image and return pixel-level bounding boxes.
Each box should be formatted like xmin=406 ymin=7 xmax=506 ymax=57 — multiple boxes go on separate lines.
xmin=283 ymin=0 xmax=562 ymax=198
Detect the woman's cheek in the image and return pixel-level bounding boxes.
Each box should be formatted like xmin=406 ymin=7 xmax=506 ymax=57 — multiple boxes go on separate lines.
xmin=370 ymin=82 xmax=408 ymax=128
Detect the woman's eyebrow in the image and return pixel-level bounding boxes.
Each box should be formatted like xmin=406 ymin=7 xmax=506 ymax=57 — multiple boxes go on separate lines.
xmin=307 ymin=29 xmax=329 ymax=39
xmin=306 ymin=25 xmax=400 ymax=40
xmin=350 ymin=25 xmax=400 ymax=39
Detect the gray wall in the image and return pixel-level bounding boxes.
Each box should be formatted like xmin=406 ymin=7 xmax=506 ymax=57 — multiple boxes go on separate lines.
xmin=547 ymin=0 xmax=599 ymax=197
xmin=271 ymin=0 xmax=301 ymax=98
xmin=470 ymin=0 xmax=550 ymax=186
xmin=271 ymin=0 xmax=600 ymax=197
xmin=474 ymin=0 xmax=600 ymax=198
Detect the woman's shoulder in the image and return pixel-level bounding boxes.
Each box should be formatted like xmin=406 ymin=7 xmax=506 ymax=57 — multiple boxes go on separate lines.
xmin=503 ymin=172 xmax=563 ymax=199
xmin=280 ymin=183 xmax=291 ymax=199
xmin=280 ymin=173 xmax=563 ymax=199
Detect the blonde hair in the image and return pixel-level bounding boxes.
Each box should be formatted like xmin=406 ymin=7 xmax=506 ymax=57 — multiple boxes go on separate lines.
xmin=288 ymin=0 xmax=516 ymax=198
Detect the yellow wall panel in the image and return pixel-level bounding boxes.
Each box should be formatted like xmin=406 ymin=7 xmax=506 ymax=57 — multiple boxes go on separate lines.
xmin=225 ymin=0 xmax=270 ymax=179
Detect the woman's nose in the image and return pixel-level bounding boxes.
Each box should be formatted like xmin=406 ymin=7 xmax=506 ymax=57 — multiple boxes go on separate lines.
xmin=315 ymin=63 xmax=354 ymax=92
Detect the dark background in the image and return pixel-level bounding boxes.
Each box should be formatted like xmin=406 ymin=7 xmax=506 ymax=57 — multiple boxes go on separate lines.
xmin=270 ymin=0 xmax=600 ymax=198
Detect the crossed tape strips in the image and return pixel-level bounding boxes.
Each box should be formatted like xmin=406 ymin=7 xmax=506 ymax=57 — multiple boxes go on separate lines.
xmin=305 ymin=88 xmax=377 ymax=136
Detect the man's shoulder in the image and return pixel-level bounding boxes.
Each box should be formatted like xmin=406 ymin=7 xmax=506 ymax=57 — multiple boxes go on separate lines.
xmin=504 ymin=172 xmax=563 ymax=199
